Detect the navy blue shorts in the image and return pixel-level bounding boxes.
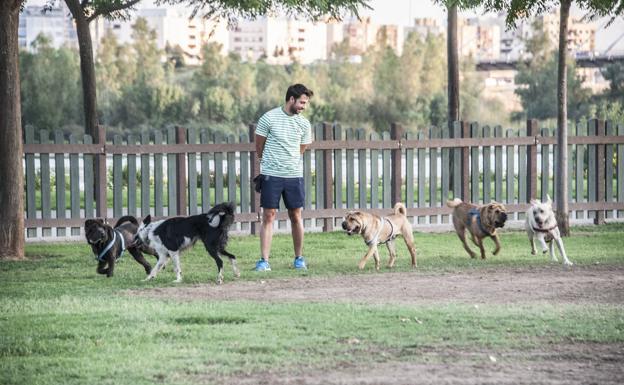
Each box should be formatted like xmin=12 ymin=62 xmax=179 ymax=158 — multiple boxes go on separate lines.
xmin=260 ymin=175 xmax=305 ymax=209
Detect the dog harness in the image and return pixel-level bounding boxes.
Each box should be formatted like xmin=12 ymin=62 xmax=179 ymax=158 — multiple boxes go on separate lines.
xmin=95 ymin=230 xmax=126 ymax=262
xmin=365 ymin=217 xmax=396 ymax=246
xmin=467 ymin=208 xmax=491 ymax=236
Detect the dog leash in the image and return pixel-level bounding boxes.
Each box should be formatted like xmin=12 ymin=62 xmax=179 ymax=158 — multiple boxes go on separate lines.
xmin=95 ymin=230 xmax=126 ymax=262
xmin=467 ymin=208 xmax=491 ymax=236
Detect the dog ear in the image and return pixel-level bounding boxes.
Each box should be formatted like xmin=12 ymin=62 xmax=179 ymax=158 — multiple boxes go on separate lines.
xmin=208 ymin=213 xmax=221 ymax=227
xmin=545 ymin=194 xmax=552 ymax=206
xmin=143 ymin=215 xmax=151 ymax=225
xmin=530 ymin=199 xmax=539 ymax=206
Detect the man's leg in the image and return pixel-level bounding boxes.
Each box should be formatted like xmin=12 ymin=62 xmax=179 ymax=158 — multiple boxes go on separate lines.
xmin=288 ymin=207 xmax=304 ymax=257
xmin=260 ymin=208 xmax=276 ymax=261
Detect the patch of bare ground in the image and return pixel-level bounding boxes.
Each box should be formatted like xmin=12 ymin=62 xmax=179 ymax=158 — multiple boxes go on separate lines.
xmin=219 ymin=343 xmax=624 ymax=385
xmin=129 ymin=264 xmax=624 ymax=384
xmin=131 ymin=263 xmax=624 ymax=306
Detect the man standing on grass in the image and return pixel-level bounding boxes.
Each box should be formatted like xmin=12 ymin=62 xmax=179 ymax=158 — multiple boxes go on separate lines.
xmin=254 ymin=84 xmax=313 ymax=272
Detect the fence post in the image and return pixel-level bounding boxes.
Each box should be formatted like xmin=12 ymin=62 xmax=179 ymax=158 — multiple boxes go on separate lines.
xmin=593 ymin=119 xmax=606 ymax=225
xmin=527 ymin=119 xmax=538 ymax=201
xmin=322 ymin=122 xmax=334 ymax=232
xmin=249 ymin=124 xmax=260 ymax=235
xmin=95 ymin=125 xmax=107 ymax=220
xmin=461 ymin=121 xmax=470 ymax=202
xmin=391 ymin=123 xmax=404 ymax=206
xmin=176 ymin=126 xmax=187 ymax=216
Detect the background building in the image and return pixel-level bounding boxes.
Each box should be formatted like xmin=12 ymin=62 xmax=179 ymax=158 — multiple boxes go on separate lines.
xmin=104 ymin=8 xmax=229 ymax=64
xmin=19 ymin=4 xmax=77 ymax=49
xmin=229 ymin=17 xmax=327 ymax=64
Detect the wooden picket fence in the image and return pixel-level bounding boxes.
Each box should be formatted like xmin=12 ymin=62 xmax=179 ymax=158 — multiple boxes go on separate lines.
xmin=22 ymin=119 xmax=624 ymax=239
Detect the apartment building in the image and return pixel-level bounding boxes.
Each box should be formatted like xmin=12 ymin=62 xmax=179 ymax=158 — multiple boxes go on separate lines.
xmin=229 ymin=16 xmax=327 ymax=64
xmin=405 ymin=17 xmax=444 ymax=38
xmin=18 ymin=4 xmax=77 ymax=50
xmin=541 ymin=10 xmax=596 ymax=53
xmin=105 ymin=8 xmax=229 ymax=64
xmin=459 ymin=17 xmax=501 ymax=61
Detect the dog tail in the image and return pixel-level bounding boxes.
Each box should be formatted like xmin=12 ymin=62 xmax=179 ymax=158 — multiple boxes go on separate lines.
xmin=446 ymin=198 xmax=463 ymax=208
xmin=115 ymin=215 xmax=138 ymax=227
xmin=393 ymin=202 xmax=407 ymax=216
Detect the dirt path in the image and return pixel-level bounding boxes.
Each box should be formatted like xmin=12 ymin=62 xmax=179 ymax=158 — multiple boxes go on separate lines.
xmin=131 ymin=264 xmax=624 ymax=385
xmin=136 ymin=263 xmax=624 ymax=306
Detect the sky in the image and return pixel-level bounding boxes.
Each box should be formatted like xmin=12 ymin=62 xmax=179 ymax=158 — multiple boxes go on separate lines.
xmin=25 ymin=0 xmax=624 ymax=53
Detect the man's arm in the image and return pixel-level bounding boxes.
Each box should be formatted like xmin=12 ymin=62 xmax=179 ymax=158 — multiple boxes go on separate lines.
xmin=255 ymin=134 xmax=267 ymax=160
xmin=300 ymin=143 xmax=308 ymax=155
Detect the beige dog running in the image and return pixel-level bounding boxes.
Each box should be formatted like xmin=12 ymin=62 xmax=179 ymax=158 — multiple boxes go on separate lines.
xmin=341 ymin=203 xmax=417 ymax=270
xmin=525 ymin=194 xmax=572 ymax=266
xmin=447 ymin=198 xmax=508 ymax=259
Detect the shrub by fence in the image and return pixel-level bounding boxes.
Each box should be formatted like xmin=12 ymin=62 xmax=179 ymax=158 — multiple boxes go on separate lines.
xmin=22 ymin=119 xmax=624 ymax=239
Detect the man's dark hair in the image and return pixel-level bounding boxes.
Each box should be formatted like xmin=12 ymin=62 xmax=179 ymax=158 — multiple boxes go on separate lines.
xmin=285 ymin=84 xmax=313 ymax=102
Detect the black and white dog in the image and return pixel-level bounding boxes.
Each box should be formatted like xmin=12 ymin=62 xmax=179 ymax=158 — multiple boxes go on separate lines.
xmin=133 ymin=202 xmax=239 ymax=284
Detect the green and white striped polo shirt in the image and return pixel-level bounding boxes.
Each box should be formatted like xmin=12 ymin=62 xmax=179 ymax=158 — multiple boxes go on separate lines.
xmin=256 ymin=106 xmax=312 ymax=178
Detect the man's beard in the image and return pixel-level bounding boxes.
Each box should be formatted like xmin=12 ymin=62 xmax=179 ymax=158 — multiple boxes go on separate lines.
xmin=289 ymin=104 xmax=299 ymax=114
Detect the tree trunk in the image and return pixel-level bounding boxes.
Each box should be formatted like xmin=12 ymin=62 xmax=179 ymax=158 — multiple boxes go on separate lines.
xmin=447 ymin=4 xmax=460 ymax=124
xmin=555 ymin=0 xmax=571 ymax=236
xmin=65 ymin=0 xmax=99 ymax=138
xmin=447 ymin=4 xmax=460 ymax=193
xmin=0 ymin=0 xmax=25 ymax=259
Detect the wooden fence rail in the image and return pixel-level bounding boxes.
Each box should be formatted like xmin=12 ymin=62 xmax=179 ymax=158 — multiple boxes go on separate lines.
xmin=22 ymin=119 xmax=624 ymax=238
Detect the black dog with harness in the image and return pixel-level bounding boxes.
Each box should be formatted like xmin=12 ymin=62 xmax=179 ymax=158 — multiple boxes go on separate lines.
xmin=85 ymin=216 xmax=158 ymax=277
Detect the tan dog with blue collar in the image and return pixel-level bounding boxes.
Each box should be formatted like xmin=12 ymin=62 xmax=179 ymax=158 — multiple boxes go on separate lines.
xmin=341 ymin=203 xmax=417 ymax=270
xmin=447 ymin=198 xmax=508 ymax=259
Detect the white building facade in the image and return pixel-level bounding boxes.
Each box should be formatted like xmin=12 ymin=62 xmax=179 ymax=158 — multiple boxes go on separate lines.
xmin=229 ymin=17 xmax=327 ymax=64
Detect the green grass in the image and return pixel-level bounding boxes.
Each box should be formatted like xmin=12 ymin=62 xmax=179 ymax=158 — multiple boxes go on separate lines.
xmin=2 ymin=225 xmax=624 ymax=384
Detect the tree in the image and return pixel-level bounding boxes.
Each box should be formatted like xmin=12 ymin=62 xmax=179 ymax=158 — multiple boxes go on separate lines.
xmin=63 ymin=0 xmax=368 ymax=136
xmin=113 ymin=18 xmax=186 ymax=128
xmin=59 ymin=0 xmax=141 ymax=138
xmin=164 ymin=0 xmax=369 ymax=22
xmin=0 ymin=0 xmax=26 ymax=259
xmin=20 ymin=34 xmax=83 ymax=132
xmin=433 ymin=1 xmax=480 ymax=126
xmin=447 ymin=3 xmax=460 ymax=125
xmin=484 ymin=0 xmax=624 ymax=235
xmin=513 ymin=20 xmax=589 ymax=121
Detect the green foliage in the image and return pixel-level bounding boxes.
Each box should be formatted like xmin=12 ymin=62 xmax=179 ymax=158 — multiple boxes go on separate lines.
xmin=19 ymin=34 xmax=83 ymax=132
xmin=512 ymin=20 xmax=590 ymax=121
xmin=588 ymin=63 xmax=624 ymax=122
xmin=159 ymin=0 xmax=370 ymax=23
xmin=19 ymin=16 xmax=506 ymax=134
xmin=482 ymin=0 xmax=624 ymax=29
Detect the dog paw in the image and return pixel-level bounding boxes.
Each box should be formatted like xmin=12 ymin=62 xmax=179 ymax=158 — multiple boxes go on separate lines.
xmin=564 ymin=261 xmax=573 ymax=266
xmin=531 ymin=250 xmax=536 ymax=255
xmin=143 ymin=276 xmax=154 ymax=282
